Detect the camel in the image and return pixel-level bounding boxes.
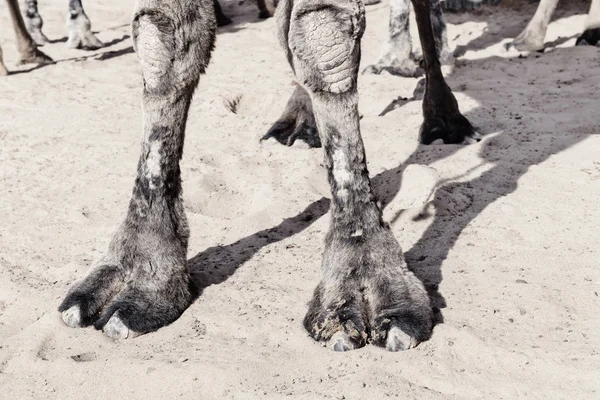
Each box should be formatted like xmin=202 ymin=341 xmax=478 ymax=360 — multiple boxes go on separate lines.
xmin=57 ymin=0 xmax=475 ymax=352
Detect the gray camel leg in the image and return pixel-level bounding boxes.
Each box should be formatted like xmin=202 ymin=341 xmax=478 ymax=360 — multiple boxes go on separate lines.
xmin=507 ymin=0 xmax=559 ymax=52
xmin=364 ymin=0 xmax=452 ymax=77
xmin=23 ymin=0 xmax=49 ymax=45
xmin=275 ymin=0 xmax=432 ymax=351
xmin=59 ymin=0 xmax=216 ymax=338
xmin=411 ymin=0 xmax=475 ymax=144
xmin=576 ymin=0 xmax=600 ymax=46
xmin=5 ymin=0 xmax=53 ymax=66
xmin=67 ymin=0 xmax=103 ymax=49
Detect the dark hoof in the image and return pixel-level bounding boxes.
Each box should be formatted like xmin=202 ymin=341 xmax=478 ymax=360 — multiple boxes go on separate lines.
xmin=59 ymin=263 xmax=195 ymax=338
xmin=262 ymin=120 xmax=320 ymax=147
xmin=261 ymin=85 xmax=321 ymax=148
xmin=419 ymin=113 xmax=479 ymax=145
xmin=216 ymin=15 xmax=233 ymax=27
xmin=58 ymin=222 xmax=196 ymax=338
xmin=576 ymin=28 xmax=600 ymax=46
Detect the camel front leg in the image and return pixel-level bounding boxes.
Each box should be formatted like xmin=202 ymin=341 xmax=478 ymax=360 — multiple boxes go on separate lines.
xmin=59 ymin=0 xmax=216 ymax=338
xmin=276 ymin=0 xmax=433 ymax=351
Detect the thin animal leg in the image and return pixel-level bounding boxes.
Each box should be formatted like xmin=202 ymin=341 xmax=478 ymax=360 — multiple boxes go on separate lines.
xmin=411 ymin=0 xmax=475 ymax=144
xmin=66 ymin=0 xmax=103 ymax=50
xmin=364 ymin=0 xmax=452 ymax=77
xmin=276 ymin=0 xmax=432 ymax=351
xmin=23 ymin=0 xmax=49 ymax=45
xmin=506 ymin=0 xmax=559 ymax=52
xmin=6 ymin=0 xmax=53 ymax=65
xmin=363 ymin=0 xmax=420 ymax=77
xmin=59 ymin=0 xmax=216 ymax=339
xmin=576 ymin=0 xmax=600 ymax=46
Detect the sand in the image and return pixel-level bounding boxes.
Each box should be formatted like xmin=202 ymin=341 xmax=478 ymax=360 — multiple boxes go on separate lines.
xmin=1 ymin=0 xmax=599 ymax=398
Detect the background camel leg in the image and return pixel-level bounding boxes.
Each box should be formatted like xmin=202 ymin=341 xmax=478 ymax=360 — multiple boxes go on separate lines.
xmin=507 ymin=0 xmax=560 ymax=52
xmin=23 ymin=0 xmax=49 ymax=45
xmin=66 ymin=0 xmax=103 ymax=49
xmin=6 ymin=0 xmax=53 ymax=66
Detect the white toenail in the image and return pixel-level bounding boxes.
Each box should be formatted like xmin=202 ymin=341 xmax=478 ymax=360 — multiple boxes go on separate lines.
xmin=62 ymin=306 xmax=82 ymax=328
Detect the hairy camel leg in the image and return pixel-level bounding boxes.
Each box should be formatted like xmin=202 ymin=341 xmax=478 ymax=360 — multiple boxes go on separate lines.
xmin=59 ymin=0 xmax=216 ymax=339
xmin=276 ymin=0 xmax=432 ymax=351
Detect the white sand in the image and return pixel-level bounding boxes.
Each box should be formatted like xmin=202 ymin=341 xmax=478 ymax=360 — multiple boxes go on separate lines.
xmin=1 ymin=0 xmax=599 ymax=398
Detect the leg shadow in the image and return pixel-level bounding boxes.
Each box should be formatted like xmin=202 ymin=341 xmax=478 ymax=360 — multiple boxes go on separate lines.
xmin=188 ymin=197 xmax=330 ymax=294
